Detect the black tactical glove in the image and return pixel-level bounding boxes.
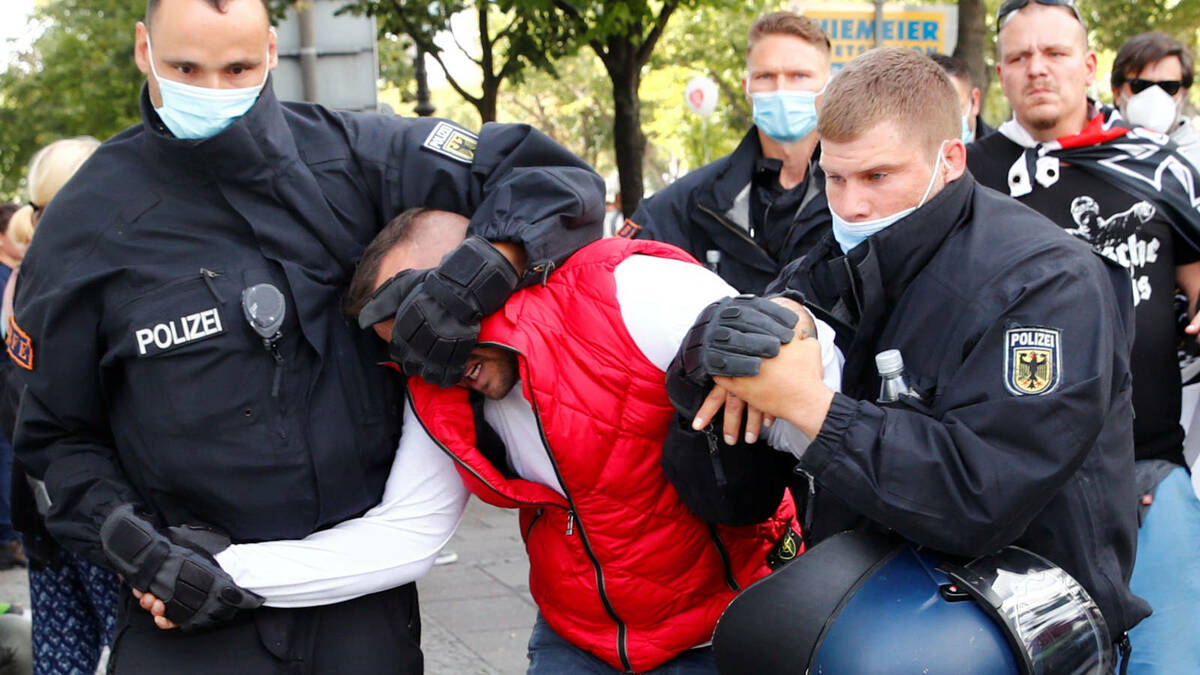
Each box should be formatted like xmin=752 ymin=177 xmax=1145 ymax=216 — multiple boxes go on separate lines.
xmin=99 ymin=505 xmax=262 ymax=631
xmin=665 ymin=295 xmax=798 ymax=419
xmin=358 ymin=236 xmax=520 ymax=387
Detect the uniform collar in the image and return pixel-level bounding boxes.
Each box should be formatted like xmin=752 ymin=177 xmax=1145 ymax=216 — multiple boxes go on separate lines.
xmin=138 ymin=77 xmax=302 ymax=184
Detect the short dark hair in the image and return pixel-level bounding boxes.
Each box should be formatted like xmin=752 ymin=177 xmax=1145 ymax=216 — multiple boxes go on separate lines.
xmin=820 ymin=47 xmax=960 ymax=156
xmin=1112 ymin=32 xmax=1194 ymax=92
xmin=748 ymin=11 xmax=831 ymax=56
xmin=344 ymin=208 xmax=431 ymax=318
xmin=930 ymin=53 xmax=972 ymax=86
xmin=146 ymin=0 xmax=270 ymax=26
xmin=0 ymin=203 xmax=19 ymax=236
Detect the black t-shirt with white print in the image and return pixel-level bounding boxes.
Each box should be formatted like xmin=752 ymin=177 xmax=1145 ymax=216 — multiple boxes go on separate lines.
xmin=970 ymin=132 xmax=1200 ymax=464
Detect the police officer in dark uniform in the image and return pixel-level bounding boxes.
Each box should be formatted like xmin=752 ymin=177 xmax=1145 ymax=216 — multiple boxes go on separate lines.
xmin=625 ymin=11 xmax=832 ymax=294
xmin=671 ymin=48 xmax=1149 ymax=657
xmin=7 ymin=0 xmax=602 ymax=672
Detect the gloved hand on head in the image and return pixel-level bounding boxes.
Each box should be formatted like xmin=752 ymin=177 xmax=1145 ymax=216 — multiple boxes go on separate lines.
xmin=358 ymin=236 xmax=519 ymax=387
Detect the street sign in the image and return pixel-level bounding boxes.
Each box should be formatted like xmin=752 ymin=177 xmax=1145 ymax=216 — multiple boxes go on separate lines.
xmin=273 ymin=0 xmax=379 ymax=112
xmin=792 ymin=3 xmax=958 ymax=69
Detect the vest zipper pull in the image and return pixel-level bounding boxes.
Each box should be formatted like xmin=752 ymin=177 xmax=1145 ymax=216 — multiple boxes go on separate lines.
xmin=565 ymin=511 xmax=575 ymax=536
xmin=704 ymin=426 xmax=729 ymax=487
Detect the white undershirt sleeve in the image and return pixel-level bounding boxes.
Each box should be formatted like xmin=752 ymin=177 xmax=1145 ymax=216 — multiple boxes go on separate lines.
xmin=765 ymin=308 xmax=844 ymax=459
xmin=214 ymin=400 xmax=469 ymax=607
xmin=613 ymin=255 xmax=737 ymax=371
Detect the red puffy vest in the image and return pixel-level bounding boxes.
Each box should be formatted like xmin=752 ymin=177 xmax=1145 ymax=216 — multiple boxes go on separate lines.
xmin=408 ymin=237 xmax=796 ymax=672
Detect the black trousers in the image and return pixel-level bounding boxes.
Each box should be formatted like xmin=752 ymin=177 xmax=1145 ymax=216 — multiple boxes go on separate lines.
xmin=108 ymin=582 xmax=422 ymax=674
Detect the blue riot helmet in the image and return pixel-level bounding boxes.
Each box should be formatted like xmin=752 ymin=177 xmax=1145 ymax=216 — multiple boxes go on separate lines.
xmin=712 ymin=531 xmax=1112 ymax=675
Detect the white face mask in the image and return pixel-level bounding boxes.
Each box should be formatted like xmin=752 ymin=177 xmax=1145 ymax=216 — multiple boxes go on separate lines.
xmin=830 ymin=141 xmax=948 ymax=254
xmin=146 ymin=35 xmax=270 ymax=140
xmin=1123 ymin=84 xmax=1180 ymax=135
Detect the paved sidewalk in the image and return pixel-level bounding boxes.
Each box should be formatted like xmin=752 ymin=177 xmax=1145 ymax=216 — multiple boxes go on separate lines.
xmin=0 ymin=500 xmax=536 ymax=675
xmin=422 ymin=500 xmax=535 ymax=675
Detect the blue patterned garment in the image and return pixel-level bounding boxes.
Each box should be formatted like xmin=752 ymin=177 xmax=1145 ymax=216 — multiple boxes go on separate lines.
xmin=29 ymin=548 xmax=119 ymax=675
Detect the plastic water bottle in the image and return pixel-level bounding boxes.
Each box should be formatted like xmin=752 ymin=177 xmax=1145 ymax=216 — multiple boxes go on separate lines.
xmin=705 ymin=250 xmax=722 ymax=273
xmin=876 ymin=349 xmax=913 ymax=403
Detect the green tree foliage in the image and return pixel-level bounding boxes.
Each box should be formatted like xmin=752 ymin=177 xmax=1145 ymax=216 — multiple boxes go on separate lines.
xmin=548 ymin=0 xmax=737 ymax=215
xmin=0 ymin=0 xmax=144 ymax=198
xmin=1078 ymin=0 xmax=1200 ymax=53
xmin=498 ymin=50 xmax=614 ymax=174
xmin=340 ymin=0 xmax=570 ymax=123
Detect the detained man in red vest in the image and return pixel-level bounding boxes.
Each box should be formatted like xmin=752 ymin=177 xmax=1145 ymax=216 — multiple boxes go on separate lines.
xmin=348 ymin=208 xmax=841 ymax=674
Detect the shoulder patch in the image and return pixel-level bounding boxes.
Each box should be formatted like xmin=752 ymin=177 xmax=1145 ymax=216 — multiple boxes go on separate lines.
xmin=7 ymin=316 xmax=33 ymax=371
xmin=615 ymin=219 xmax=641 ymax=238
xmin=1004 ymin=327 xmax=1060 ymax=396
xmin=421 ymin=121 xmax=477 ymax=164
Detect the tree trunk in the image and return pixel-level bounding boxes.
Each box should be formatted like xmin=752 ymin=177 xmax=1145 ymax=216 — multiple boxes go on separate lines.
xmin=954 ymin=0 xmax=990 ymax=91
xmin=478 ymin=86 xmax=498 ymax=123
xmin=603 ymin=38 xmax=646 ymax=215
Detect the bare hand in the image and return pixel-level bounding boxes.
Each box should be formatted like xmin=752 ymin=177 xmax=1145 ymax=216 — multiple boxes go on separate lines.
xmin=131 ymin=588 xmax=178 ymax=630
xmin=715 ymin=337 xmax=833 ymax=439
xmin=691 ymin=385 xmax=775 ymax=444
xmin=1186 ymin=312 xmax=1200 ymax=340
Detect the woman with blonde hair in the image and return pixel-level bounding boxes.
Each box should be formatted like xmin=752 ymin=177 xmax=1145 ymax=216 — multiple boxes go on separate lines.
xmin=2 ymin=137 xmax=100 ymax=334
xmin=0 ymin=136 xmax=119 ymax=675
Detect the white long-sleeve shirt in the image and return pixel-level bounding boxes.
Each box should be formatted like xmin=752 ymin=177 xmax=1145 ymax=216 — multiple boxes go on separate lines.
xmin=215 ymin=255 xmax=842 ymax=606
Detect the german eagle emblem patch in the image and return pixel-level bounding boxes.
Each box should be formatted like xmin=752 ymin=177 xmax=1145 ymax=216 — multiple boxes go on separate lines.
xmin=421 ymin=121 xmax=477 ymax=164
xmin=1004 ymin=327 xmax=1060 ymax=396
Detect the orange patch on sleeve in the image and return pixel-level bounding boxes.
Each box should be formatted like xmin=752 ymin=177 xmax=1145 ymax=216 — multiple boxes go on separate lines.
xmin=6 ymin=316 xmax=33 ymax=370
xmin=615 ymin=218 xmax=642 ymax=238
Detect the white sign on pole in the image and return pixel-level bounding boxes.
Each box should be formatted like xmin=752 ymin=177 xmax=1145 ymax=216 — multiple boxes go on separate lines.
xmin=684 ymin=76 xmax=719 ymax=117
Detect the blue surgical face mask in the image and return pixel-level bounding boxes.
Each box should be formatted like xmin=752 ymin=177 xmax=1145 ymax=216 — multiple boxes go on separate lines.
xmin=146 ymin=35 xmax=270 ymax=140
xmin=831 ymin=141 xmax=948 ymax=254
xmin=749 ymin=88 xmax=823 ymax=144
xmin=961 ymin=114 xmax=975 ymax=144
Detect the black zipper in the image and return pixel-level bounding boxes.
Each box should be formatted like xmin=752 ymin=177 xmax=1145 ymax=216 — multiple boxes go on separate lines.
xmin=698 ymin=203 xmax=764 ymax=252
xmin=841 ymin=257 xmax=864 ymax=317
xmin=523 ymin=508 xmax=544 ymax=540
xmin=706 ymin=523 xmax=740 ymax=591
xmin=481 ymin=341 xmax=635 ymax=673
xmin=795 ymin=466 xmax=817 ymax=549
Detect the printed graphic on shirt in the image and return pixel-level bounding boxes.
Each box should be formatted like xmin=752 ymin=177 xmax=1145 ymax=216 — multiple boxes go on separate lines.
xmin=1064 ymin=196 xmax=1159 ymax=306
xmin=6 ymin=316 xmax=33 ymax=370
xmin=422 ymin=121 xmax=477 ymax=164
xmin=134 ymin=307 xmax=224 ymax=357
xmin=1004 ymin=327 xmax=1061 ymax=396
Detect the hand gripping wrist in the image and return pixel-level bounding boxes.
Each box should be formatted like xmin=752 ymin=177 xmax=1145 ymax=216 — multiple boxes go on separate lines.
xmin=100 ymin=505 xmax=262 ymax=631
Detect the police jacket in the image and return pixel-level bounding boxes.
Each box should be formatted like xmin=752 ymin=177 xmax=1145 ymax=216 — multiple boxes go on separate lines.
xmin=629 ymin=128 xmax=830 ymax=293
xmin=768 ymin=173 xmax=1151 ymax=635
xmin=9 ymin=80 xmax=603 ymax=566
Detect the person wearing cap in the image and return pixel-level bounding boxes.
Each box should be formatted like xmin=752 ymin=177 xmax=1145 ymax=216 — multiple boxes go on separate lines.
xmin=968 ymin=0 xmax=1200 ymax=468
xmin=1112 ymin=32 xmax=1200 ymax=169
xmin=672 ymin=47 xmax=1149 ymax=662
xmin=624 ymin=11 xmax=833 ymax=294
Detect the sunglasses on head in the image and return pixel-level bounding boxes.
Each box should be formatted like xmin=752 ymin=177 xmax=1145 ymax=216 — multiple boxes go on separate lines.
xmin=1128 ymin=79 xmax=1184 ymax=96
xmin=996 ymin=0 xmax=1086 ymax=29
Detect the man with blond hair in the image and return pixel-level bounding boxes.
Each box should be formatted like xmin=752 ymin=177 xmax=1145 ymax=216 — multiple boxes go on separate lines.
xmin=626 ymin=11 xmax=832 ymax=294
xmin=969 ymin=0 xmax=1200 ymax=468
xmin=672 ymin=47 xmax=1149 ymax=661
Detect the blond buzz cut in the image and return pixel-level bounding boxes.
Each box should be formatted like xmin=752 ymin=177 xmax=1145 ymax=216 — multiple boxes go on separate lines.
xmin=818 ymin=47 xmax=961 ymax=157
